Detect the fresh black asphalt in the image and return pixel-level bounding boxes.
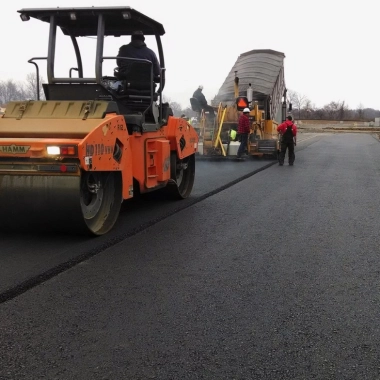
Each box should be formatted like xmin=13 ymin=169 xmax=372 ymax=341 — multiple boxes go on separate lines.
xmin=2 ymin=133 xmax=380 ymax=379
xmin=0 ymin=151 xmax=290 ymax=302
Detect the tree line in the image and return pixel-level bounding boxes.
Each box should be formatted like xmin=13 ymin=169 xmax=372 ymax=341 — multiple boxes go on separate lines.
xmin=1 ymin=75 xmax=379 ymax=121
xmin=0 ymin=74 xmax=45 ymax=106
xmin=287 ymin=90 xmax=379 ymax=121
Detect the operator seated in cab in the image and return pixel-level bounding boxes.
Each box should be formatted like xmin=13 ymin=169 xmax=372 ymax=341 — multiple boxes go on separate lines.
xmin=116 ymin=30 xmax=161 ymax=82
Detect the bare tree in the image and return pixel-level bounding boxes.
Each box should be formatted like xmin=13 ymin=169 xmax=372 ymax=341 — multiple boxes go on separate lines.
xmin=0 ymin=79 xmax=26 ymax=106
xmin=338 ymin=101 xmax=348 ymax=120
xmin=314 ymin=108 xmax=326 ymax=119
xmin=303 ymin=99 xmax=313 ymax=119
xmin=160 ymin=95 xmax=187 ymax=116
xmin=288 ymin=90 xmax=308 ymax=119
xmin=169 ymin=101 xmax=183 ymax=116
xmin=182 ymin=106 xmax=198 ymax=118
xmin=357 ymin=103 xmax=364 ymax=119
xmin=323 ymin=101 xmax=338 ymax=120
xmin=23 ymin=72 xmax=45 ymax=100
xmin=287 ymin=90 xmax=298 ymax=107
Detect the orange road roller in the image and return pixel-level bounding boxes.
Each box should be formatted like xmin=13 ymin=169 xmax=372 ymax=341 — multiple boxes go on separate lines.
xmin=0 ymin=7 xmax=198 ymax=235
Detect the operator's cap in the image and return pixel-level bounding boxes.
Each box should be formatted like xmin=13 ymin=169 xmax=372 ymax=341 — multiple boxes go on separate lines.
xmin=243 ymin=107 xmax=250 ymax=113
xmin=131 ymin=30 xmax=145 ymax=41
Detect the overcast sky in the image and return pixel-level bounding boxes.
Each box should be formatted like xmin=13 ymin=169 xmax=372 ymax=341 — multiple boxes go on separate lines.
xmin=1 ymin=0 xmax=379 ymax=110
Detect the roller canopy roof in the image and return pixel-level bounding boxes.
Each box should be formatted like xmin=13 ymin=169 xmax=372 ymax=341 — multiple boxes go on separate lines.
xmin=17 ymin=7 xmax=165 ymax=37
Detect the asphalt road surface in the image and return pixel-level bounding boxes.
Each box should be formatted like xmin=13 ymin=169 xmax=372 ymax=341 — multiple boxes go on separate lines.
xmin=0 ymin=134 xmax=318 ymax=301
xmin=2 ymin=133 xmax=380 ymax=379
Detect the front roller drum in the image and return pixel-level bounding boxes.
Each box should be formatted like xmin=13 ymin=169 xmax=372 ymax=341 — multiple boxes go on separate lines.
xmin=163 ymin=153 xmax=195 ymax=199
xmin=0 ymin=171 xmax=122 ymax=236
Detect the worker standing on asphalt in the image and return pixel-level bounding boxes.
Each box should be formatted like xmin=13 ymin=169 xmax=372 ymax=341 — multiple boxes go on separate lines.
xmin=237 ymin=107 xmax=251 ymax=159
xmin=277 ymin=115 xmax=297 ymax=166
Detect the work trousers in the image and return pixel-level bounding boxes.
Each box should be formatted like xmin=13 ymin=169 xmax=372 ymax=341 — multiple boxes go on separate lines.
xmin=237 ymin=133 xmax=249 ymax=158
xmin=279 ymin=141 xmax=295 ymax=164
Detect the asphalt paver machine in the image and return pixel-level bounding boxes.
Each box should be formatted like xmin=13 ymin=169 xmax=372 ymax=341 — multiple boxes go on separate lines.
xmin=202 ymin=49 xmax=289 ymax=158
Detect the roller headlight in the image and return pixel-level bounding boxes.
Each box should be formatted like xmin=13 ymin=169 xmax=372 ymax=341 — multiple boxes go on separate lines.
xmin=46 ymin=145 xmax=77 ymax=156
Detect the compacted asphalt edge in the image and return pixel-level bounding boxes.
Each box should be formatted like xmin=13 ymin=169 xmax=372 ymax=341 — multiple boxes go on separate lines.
xmin=0 ymin=159 xmax=279 ymax=305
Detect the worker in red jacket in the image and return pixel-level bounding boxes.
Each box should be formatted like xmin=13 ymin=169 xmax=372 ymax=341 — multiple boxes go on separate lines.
xmin=277 ymin=115 xmax=297 ymax=166
xmin=237 ymin=107 xmax=251 ymax=159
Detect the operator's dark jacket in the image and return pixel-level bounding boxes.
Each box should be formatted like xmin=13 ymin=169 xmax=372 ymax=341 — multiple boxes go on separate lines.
xmin=193 ymin=88 xmax=208 ymax=108
xmin=117 ymin=40 xmax=161 ymax=77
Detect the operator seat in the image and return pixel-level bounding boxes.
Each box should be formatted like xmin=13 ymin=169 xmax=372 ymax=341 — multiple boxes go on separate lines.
xmin=190 ymin=97 xmax=205 ymax=124
xmin=114 ymin=60 xmax=159 ymax=127
xmin=190 ymin=96 xmax=214 ymax=121
xmin=190 ymin=97 xmax=202 ymax=114
xmin=190 ymin=96 xmax=215 ymax=124
xmin=114 ymin=61 xmax=158 ymax=101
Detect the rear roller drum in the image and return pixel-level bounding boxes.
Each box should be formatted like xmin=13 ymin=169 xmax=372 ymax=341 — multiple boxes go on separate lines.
xmin=80 ymin=171 xmax=122 ymax=235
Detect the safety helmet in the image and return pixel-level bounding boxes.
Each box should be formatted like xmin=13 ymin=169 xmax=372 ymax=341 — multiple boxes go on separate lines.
xmin=243 ymin=107 xmax=250 ymax=113
xmin=198 ymin=85 xmax=204 ymax=90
